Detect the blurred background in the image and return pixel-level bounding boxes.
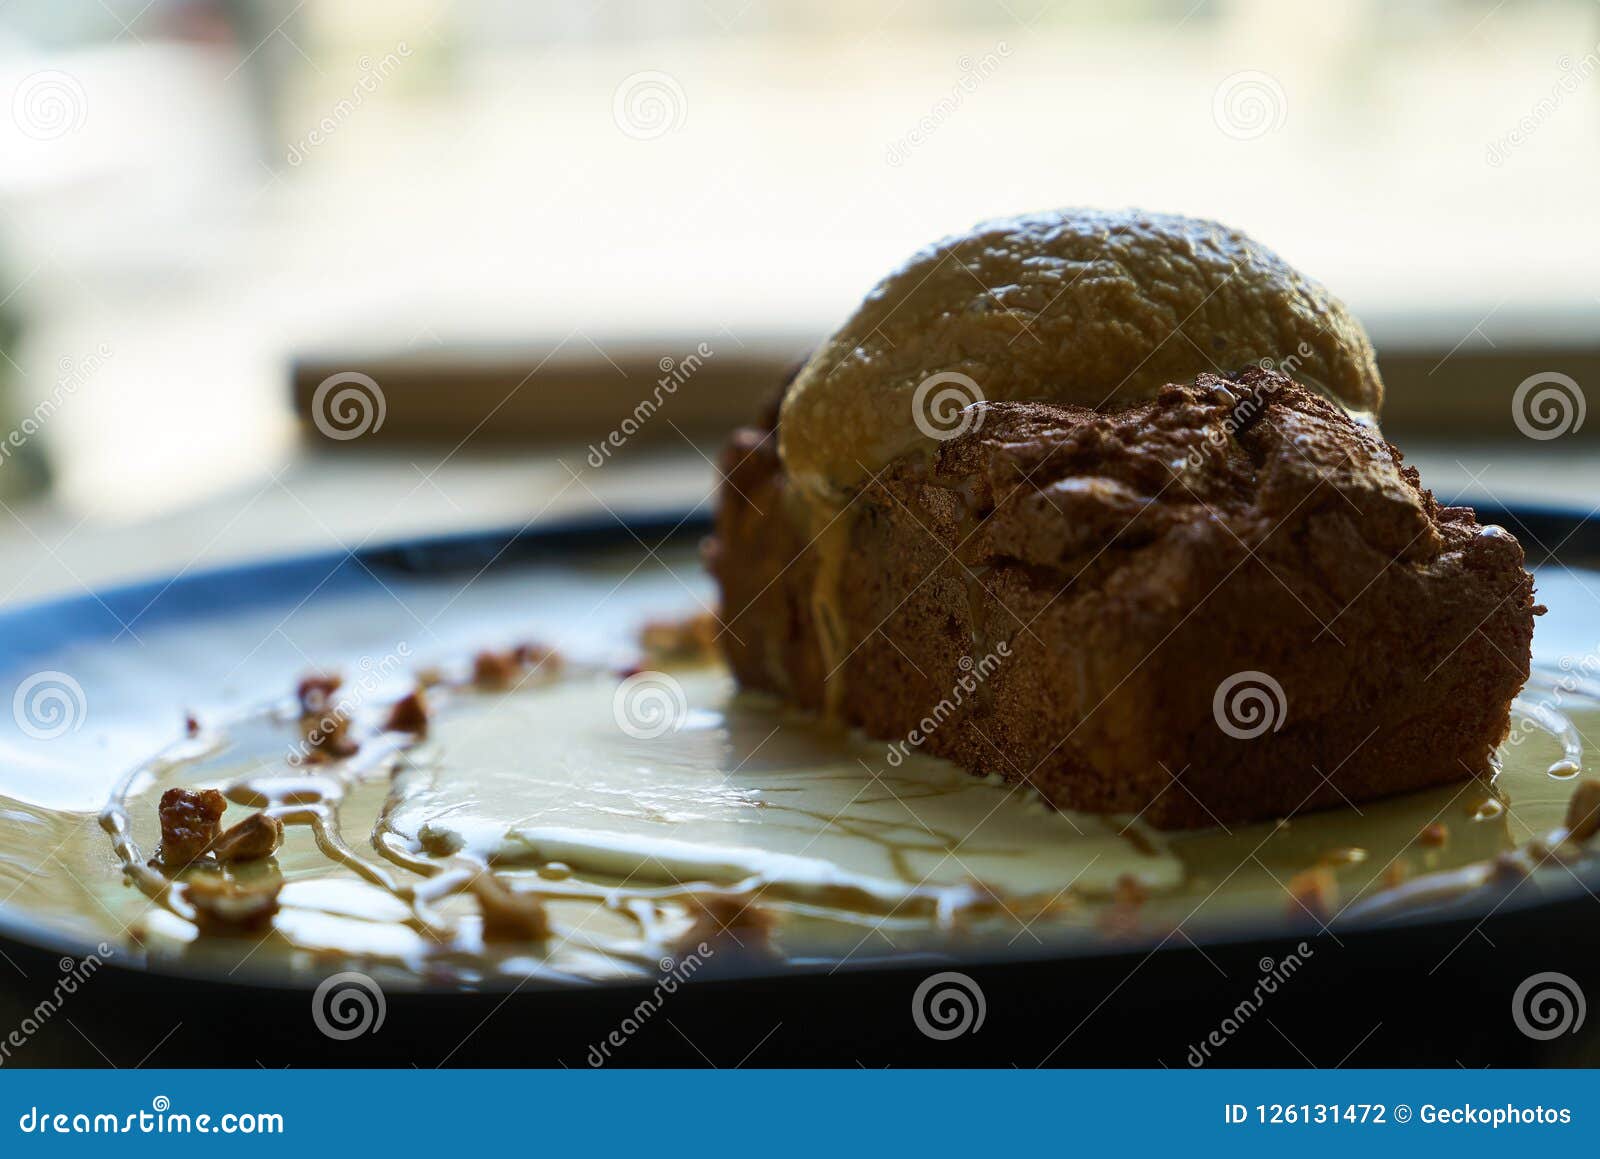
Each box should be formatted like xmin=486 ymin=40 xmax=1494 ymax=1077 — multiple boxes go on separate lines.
xmin=0 ymin=0 xmax=1596 ymax=604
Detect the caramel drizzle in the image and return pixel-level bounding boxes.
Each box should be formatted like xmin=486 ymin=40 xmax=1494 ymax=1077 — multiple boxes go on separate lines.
xmin=93 ymin=663 xmax=1598 ymax=977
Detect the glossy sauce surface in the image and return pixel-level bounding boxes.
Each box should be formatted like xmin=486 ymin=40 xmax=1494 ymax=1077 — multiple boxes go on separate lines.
xmin=0 ymin=658 xmax=1580 ymax=987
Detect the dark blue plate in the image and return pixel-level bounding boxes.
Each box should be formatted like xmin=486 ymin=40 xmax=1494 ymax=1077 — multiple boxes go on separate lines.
xmin=0 ymin=504 xmax=1596 ymax=1067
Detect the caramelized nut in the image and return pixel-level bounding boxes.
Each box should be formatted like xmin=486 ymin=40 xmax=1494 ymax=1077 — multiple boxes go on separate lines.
xmin=298 ymin=712 xmax=358 ymax=762
xmin=1418 ymin=822 xmax=1449 ymax=848
xmin=1565 ymin=779 xmax=1600 ymax=843
xmin=512 ymin=642 xmax=563 ymax=673
xmin=295 ymin=672 xmax=357 ymax=762
xmin=155 ymin=787 xmax=227 ymax=865
xmin=296 ymin=673 xmax=343 ymax=716
xmin=676 ymin=893 xmax=777 ymax=960
xmin=1285 ymin=867 xmax=1337 ymax=923
xmin=185 ymin=875 xmax=282 ymax=934
xmin=212 ymin=812 xmax=284 ymax=863
xmin=417 ymin=827 xmax=463 ymax=857
xmin=471 ymin=874 xmax=549 ymax=942
xmin=473 ymin=644 xmax=564 ymax=690
xmin=640 ymin=612 xmax=719 ymax=663
xmin=472 ymin=650 xmax=519 ymax=690
xmin=383 ymin=689 xmax=430 ymax=736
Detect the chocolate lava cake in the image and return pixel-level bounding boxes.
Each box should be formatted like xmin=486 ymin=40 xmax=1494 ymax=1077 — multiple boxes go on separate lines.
xmin=707 ymin=368 xmax=1538 ymax=829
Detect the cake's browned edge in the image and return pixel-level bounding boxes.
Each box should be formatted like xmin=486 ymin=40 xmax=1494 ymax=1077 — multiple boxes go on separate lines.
xmin=705 ymin=368 xmax=1539 ymax=829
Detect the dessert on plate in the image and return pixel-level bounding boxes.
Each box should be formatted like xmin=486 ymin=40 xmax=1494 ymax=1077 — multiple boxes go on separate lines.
xmin=708 ymin=209 xmax=1539 ymax=827
xmin=5 ymin=209 xmax=1580 ymax=999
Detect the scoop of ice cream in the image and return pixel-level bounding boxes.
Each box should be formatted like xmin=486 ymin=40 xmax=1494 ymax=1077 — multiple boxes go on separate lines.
xmin=778 ymin=208 xmax=1383 ymax=498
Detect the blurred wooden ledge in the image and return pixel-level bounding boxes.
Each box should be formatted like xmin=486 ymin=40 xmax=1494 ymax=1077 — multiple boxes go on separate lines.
xmin=292 ymin=339 xmax=803 ymax=453
xmin=1378 ymin=345 xmax=1600 ymax=441
xmin=291 ymin=331 xmax=1600 ymax=452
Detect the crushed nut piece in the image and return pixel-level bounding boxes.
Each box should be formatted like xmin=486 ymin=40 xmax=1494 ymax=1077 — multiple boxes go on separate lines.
xmin=513 ymin=642 xmax=563 ymax=673
xmin=676 ymin=893 xmax=778 ymax=960
xmin=640 ymin=611 xmax=719 ymax=663
xmin=414 ymin=666 xmax=447 ymax=689
xmin=185 ymin=874 xmax=282 ymax=934
xmin=1565 ymin=779 xmax=1600 ymax=843
xmin=1285 ymin=867 xmax=1337 ymax=923
xmin=155 ymin=787 xmax=227 ymax=865
xmin=298 ymin=711 xmax=358 ymax=762
xmin=383 ymin=689 xmax=430 ymax=736
xmin=212 ymin=812 xmax=284 ymax=863
xmin=296 ymin=673 xmax=342 ymax=716
xmin=183 ymin=712 xmax=201 ymax=738
xmin=472 ymin=643 xmax=564 ymax=690
xmin=471 ymin=874 xmax=550 ymax=942
xmin=295 ymin=672 xmax=357 ymax=762
xmin=1418 ymin=822 xmax=1449 ymax=848
xmin=472 ymin=650 xmax=519 ymax=690
xmin=417 ymin=826 xmax=463 ymax=857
